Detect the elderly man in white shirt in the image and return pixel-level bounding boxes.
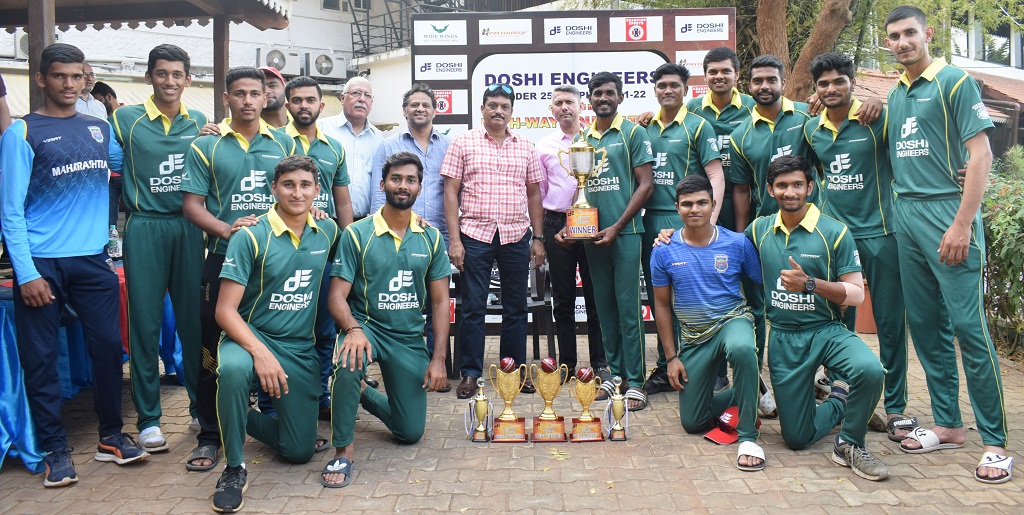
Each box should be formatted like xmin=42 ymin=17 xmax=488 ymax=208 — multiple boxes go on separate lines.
xmin=75 ymin=63 xmax=107 ymax=119
xmin=317 ymin=77 xmax=383 ymax=220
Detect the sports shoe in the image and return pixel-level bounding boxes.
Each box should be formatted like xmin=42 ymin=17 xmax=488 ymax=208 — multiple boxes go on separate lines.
xmin=594 ymin=367 xmax=611 ymax=384
xmin=814 ymin=366 xmax=831 ymax=395
xmin=713 ymin=375 xmax=730 ymax=394
xmin=832 ymin=434 xmax=889 ymax=481
xmin=828 ymin=380 xmax=851 ymax=406
xmin=139 ymin=426 xmax=170 ymax=453
xmin=645 ymin=368 xmax=673 ymax=394
xmin=95 ymin=433 xmax=150 ymax=465
xmin=213 ymin=464 xmax=249 ymax=513
xmin=42 ymin=448 xmax=78 ymax=488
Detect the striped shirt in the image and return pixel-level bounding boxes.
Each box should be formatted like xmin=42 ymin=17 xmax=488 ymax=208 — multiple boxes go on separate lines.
xmin=369 ymin=127 xmax=451 ymax=239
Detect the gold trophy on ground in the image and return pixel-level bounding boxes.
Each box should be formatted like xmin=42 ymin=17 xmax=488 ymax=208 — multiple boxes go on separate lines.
xmin=557 ymin=139 xmax=607 ymax=240
xmin=606 ymin=376 xmax=628 ymax=441
xmin=569 ymin=367 xmax=604 ymax=442
xmin=487 ymin=358 xmax=528 ymax=442
xmin=465 ymin=378 xmax=492 ymax=442
xmin=530 ymin=357 xmax=568 ymax=442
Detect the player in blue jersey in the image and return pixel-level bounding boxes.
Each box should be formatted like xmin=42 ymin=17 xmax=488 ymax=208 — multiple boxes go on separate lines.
xmin=650 ymin=175 xmax=764 ymax=471
xmin=0 ymin=43 xmax=147 ymax=488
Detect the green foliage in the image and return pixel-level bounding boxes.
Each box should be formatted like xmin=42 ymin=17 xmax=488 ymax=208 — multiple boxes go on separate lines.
xmin=983 ymin=146 xmax=1024 ymax=351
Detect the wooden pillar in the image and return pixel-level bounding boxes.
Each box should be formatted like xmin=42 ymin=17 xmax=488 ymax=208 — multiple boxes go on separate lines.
xmin=27 ymin=0 xmax=57 ymax=112
xmin=213 ymin=15 xmax=229 ymax=122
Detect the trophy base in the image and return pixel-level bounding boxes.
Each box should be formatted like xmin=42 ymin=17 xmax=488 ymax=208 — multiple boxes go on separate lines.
xmin=608 ymin=426 xmax=627 ymax=441
xmin=471 ymin=429 xmax=490 ymax=443
xmin=532 ymin=417 xmax=567 ymax=442
xmin=570 ymin=418 xmax=605 ymax=442
xmin=565 ymin=207 xmax=598 ymax=240
xmin=492 ymin=418 xmax=529 ymax=442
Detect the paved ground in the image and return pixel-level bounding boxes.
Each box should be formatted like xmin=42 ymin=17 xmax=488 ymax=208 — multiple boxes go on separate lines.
xmin=2 ymin=333 xmax=1023 ymax=514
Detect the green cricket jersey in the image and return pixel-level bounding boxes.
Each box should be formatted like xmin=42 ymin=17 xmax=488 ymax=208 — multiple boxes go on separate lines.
xmin=181 ymin=120 xmax=296 ymax=254
xmin=745 ymin=204 xmax=861 ymax=332
xmin=728 ymin=98 xmax=814 ymax=217
xmin=886 ymin=58 xmax=995 ymax=199
xmin=284 ymin=124 xmax=350 ymax=218
xmin=686 ymin=88 xmax=756 ymax=174
xmin=220 ymin=207 xmax=340 ymax=344
xmin=332 ymin=210 xmax=450 ymax=341
xmin=111 ymin=96 xmax=209 ymax=214
xmin=804 ymin=98 xmax=894 ymax=239
xmin=645 ymin=108 xmax=721 ymax=211
xmin=580 ymin=113 xmax=655 ymax=233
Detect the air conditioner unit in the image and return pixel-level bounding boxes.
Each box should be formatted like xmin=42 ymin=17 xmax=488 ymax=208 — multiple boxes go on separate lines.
xmin=15 ymin=29 xmax=60 ymax=60
xmin=309 ymin=53 xmax=347 ymax=82
xmin=255 ymin=46 xmax=303 ymax=76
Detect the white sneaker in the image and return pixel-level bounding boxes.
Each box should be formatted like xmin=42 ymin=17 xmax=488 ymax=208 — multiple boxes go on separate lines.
xmin=814 ymin=366 xmax=831 ymax=395
xmin=139 ymin=426 xmax=170 ymax=453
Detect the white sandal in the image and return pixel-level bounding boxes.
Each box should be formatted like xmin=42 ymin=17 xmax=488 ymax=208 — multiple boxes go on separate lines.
xmin=737 ymin=441 xmax=765 ymax=471
xmin=975 ymin=452 xmax=1014 ymax=484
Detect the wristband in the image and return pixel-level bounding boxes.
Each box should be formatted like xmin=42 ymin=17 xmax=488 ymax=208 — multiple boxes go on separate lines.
xmin=667 ymin=355 xmax=679 ymax=363
xmin=345 ymin=326 xmax=363 ymax=335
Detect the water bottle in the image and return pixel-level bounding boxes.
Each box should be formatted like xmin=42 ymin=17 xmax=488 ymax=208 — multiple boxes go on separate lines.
xmin=108 ymin=225 xmax=123 ymax=259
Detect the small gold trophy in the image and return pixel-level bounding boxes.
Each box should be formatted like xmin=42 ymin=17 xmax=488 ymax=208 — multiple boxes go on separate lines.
xmin=487 ymin=358 xmax=529 ymax=442
xmin=557 ymin=139 xmax=607 ymax=240
xmin=530 ymin=357 xmax=568 ymax=442
xmin=606 ymin=376 xmax=628 ymax=441
xmin=466 ymin=378 xmax=492 ymax=442
xmin=569 ymin=367 xmax=604 ymax=442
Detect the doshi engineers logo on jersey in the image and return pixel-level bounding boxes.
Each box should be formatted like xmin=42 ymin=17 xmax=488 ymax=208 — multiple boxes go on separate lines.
xmin=896 ymin=117 xmax=929 ymax=158
xmin=586 ymin=159 xmax=620 ymax=193
xmin=900 ymin=117 xmax=919 ymax=138
xmin=380 ymin=270 xmax=419 ymax=310
xmin=771 ymin=276 xmax=815 ymax=311
xmin=270 ymin=270 xmax=314 ymax=310
xmin=152 ymin=154 xmax=185 ymax=193
xmin=771 ymin=145 xmax=792 ymax=162
xmin=240 ymin=170 xmax=267 ymax=192
xmin=652 ymin=152 xmax=672 ymax=186
xmin=717 ymin=135 xmax=731 ymax=167
xmin=828 ymin=154 xmax=851 ymax=174
xmin=825 ymin=153 xmax=864 ymax=191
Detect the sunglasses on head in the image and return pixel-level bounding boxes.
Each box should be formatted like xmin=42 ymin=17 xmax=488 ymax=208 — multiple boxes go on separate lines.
xmin=486 ymin=83 xmax=514 ymax=95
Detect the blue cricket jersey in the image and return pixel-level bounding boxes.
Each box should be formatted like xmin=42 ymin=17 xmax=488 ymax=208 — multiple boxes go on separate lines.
xmin=0 ymin=112 xmax=123 ymax=285
xmin=649 ymin=226 xmax=762 ymax=345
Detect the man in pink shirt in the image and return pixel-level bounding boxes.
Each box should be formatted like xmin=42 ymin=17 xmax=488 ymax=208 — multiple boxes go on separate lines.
xmin=536 ymin=85 xmax=607 ymax=381
xmin=441 ymin=84 xmax=546 ymax=399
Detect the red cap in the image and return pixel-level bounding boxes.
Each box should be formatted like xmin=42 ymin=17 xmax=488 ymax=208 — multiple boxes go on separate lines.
xmin=703 ymin=406 xmax=759 ymax=445
xmin=259 ymin=66 xmax=286 ymax=84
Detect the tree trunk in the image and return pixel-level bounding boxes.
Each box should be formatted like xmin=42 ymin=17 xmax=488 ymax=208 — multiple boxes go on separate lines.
xmin=756 ymin=0 xmax=791 ymax=70
xmin=785 ymin=0 xmax=854 ymax=102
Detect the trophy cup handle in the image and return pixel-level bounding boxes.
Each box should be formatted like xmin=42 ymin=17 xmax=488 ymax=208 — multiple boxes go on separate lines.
xmin=528 ymin=363 xmax=538 ymax=385
xmin=487 ymin=364 xmax=499 ymax=392
xmin=557 ymin=148 xmax=571 ymax=176
xmin=593 ymin=147 xmax=608 ymax=175
xmin=594 ymin=376 xmax=602 ymax=389
xmin=518 ymin=363 xmax=529 ymax=390
xmin=558 ymin=364 xmax=569 ymax=387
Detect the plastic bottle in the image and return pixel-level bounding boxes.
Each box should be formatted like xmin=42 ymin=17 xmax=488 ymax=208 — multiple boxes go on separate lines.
xmin=108 ymin=225 xmax=122 ymax=259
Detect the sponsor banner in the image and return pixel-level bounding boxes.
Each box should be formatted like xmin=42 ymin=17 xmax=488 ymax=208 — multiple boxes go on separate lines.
xmin=473 ymin=51 xmax=664 ymax=141
xmin=675 ymin=50 xmax=709 ymax=80
xmin=610 ymin=16 xmax=664 ymax=42
xmin=433 ymin=89 xmax=469 ymax=115
xmin=414 ymin=20 xmax=467 ymax=46
xmin=479 ymin=18 xmax=533 ymax=45
xmin=675 ymin=15 xmax=729 ymax=41
xmin=433 ymin=124 xmax=469 ymax=137
xmin=544 ymin=17 xmax=599 ymax=44
xmin=415 ymin=55 xmax=468 ymax=80
xmin=690 ymin=85 xmax=709 ymax=98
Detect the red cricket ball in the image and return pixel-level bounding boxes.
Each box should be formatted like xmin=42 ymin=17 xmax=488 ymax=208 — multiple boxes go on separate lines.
xmin=576 ymin=367 xmax=595 ymax=382
xmin=540 ymin=356 xmax=558 ymax=373
xmin=499 ymin=357 xmax=517 ymax=373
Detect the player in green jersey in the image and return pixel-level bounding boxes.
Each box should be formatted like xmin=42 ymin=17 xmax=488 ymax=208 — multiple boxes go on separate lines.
xmin=746 ymin=155 xmax=888 ymax=481
xmin=211 ymin=155 xmax=339 ymax=512
xmin=283 ymin=75 xmax=354 ymax=419
xmin=883 ymin=5 xmax=1010 ymax=484
xmin=181 ymin=66 xmax=296 ymax=473
xmin=642 ymin=62 xmax=724 ymax=396
xmin=556 ymin=71 xmax=654 ymax=410
xmin=322 ymin=151 xmax=450 ymax=488
xmin=110 ymin=44 xmax=208 ymax=453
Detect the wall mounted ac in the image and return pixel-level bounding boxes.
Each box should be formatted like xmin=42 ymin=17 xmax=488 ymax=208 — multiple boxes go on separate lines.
xmin=255 ymin=46 xmax=304 ymax=76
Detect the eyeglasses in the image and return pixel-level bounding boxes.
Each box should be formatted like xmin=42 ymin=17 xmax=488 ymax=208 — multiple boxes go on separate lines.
xmin=487 ymin=83 xmax=514 ymax=95
xmin=84 ymin=73 xmax=96 ymax=78
xmin=346 ymin=90 xmax=373 ymax=100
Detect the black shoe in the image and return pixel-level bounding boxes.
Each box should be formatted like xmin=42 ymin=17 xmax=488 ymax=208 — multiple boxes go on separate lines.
xmin=363 ymin=377 xmax=380 ymax=389
xmin=713 ymin=375 xmax=730 ymax=394
xmin=644 ymin=368 xmax=673 ymax=394
xmin=213 ymin=464 xmax=248 ymax=513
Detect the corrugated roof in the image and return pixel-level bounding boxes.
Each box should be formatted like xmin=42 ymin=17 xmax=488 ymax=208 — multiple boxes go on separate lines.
xmin=855 ymin=68 xmax=1017 ymax=123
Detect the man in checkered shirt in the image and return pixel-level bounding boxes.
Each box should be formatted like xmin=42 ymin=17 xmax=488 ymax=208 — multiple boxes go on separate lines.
xmin=441 ymin=83 xmax=546 ymax=399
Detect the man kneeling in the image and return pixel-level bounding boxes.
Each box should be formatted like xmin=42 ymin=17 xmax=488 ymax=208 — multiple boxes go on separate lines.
xmin=651 ymin=175 xmax=764 ymax=471
xmin=212 ymin=156 xmax=340 ymax=512
xmin=323 ymin=151 xmax=451 ymax=488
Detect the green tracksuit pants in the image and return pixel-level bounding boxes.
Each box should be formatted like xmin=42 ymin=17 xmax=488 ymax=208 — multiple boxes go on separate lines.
xmin=893 ymin=197 xmax=1007 ymax=447
xmin=838 ymin=234 xmax=921 ymax=415
xmin=677 ymin=317 xmax=759 ymax=442
xmin=585 ymin=233 xmax=646 ymax=389
xmin=330 ymin=325 xmax=429 ymax=447
xmin=769 ymin=323 xmax=883 ymax=448
xmin=217 ymin=332 xmax=320 ymax=467
xmin=642 ymin=210 xmax=681 ymax=372
xmin=124 ymin=212 xmax=204 ymax=430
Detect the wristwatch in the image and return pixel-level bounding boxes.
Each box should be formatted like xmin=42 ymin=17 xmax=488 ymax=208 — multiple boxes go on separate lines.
xmin=803 ymin=277 xmax=816 ymax=294
xmin=532 ymin=235 xmax=545 ymax=243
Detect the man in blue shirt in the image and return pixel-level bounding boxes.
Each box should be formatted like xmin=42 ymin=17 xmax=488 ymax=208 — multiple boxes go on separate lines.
xmin=0 ymin=43 xmax=147 ymax=488
xmin=650 ymin=175 xmax=763 ymax=471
